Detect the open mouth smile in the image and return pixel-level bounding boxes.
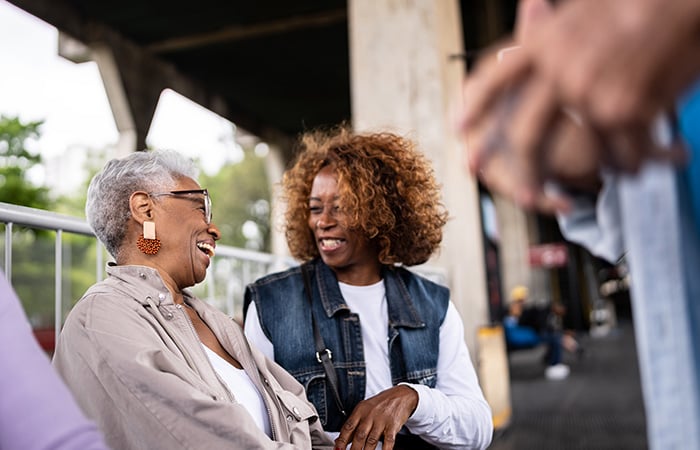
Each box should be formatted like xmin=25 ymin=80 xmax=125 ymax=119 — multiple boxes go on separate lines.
xmin=196 ymin=241 xmax=216 ymax=258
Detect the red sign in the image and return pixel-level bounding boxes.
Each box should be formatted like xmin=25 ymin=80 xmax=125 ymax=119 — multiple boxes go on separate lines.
xmin=528 ymin=243 xmax=568 ymax=268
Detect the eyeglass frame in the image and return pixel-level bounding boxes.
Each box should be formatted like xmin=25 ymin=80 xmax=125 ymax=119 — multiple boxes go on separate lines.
xmin=149 ymin=189 xmax=212 ymax=224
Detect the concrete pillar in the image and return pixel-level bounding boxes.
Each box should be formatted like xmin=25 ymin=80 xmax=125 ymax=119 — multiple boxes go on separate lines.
xmin=89 ymin=44 xmax=140 ymax=157
xmin=494 ymin=195 xmax=532 ymax=302
xmin=264 ymin=143 xmax=292 ymax=270
xmin=348 ymin=0 xmax=488 ymax=351
xmin=59 ymin=31 xmax=166 ymax=157
xmin=58 ymin=32 xmax=135 ymax=157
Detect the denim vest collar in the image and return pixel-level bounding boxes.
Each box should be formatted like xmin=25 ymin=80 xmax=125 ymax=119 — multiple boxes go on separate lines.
xmin=311 ymin=259 xmax=425 ymax=329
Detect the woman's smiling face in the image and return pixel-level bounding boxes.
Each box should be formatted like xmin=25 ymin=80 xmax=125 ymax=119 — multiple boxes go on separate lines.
xmin=151 ymin=176 xmax=220 ymax=290
xmin=307 ymin=166 xmax=380 ymax=285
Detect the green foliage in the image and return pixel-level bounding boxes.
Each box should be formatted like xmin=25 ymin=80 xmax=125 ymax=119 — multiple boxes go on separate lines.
xmin=0 ymin=115 xmax=49 ymax=209
xmin=0 ymin=115 xmax=42 ymax=162
xmin=201 ymin=148 xmax=271 ymax=251
xmin=0 ymin=114 xmax=274 ymax=335
xmin=0 ymin=115 xmax=101 ymax=331
xmin=53 ymin=147 xmax=109 ymax=218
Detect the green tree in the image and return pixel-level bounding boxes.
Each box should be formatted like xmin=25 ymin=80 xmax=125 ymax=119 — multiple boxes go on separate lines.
xmin=53 ymin=147 xmax=109 ymax=218
xmin=1 ymin=116 xmax=101 ymax=335
xmin=201 ymin=148 xmax=271 ymax=251
xmin=0 ymin=115 xmax=49 ymax=208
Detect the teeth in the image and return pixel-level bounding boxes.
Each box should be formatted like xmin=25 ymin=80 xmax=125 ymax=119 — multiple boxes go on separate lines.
xmin=321 ymin=239 xmax=342 ymax=249
xmin=197 ymin=242 xmax=215 ymax=258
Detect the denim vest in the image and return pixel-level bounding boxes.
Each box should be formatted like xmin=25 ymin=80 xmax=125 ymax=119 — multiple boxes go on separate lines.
xmin=244 ymin=258 xmax=450 ymax=433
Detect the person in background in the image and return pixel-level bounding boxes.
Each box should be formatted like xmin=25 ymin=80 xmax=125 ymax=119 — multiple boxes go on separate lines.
xmin=503 ymin=285 xmax=569 ymax=380
xmin=0 ymin=269 xmax=108 ymax=450
xmin=456 ymin=0 xmax=700 ymax=448
xmin=52 ymin=149 xmax=333 ymax=450
xmin=244 ymin=125 xmax=493 ymax=450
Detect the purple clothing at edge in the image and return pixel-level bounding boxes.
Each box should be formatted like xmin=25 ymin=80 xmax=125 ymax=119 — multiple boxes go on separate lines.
xmin=0 ymin=271 xmax=107 ymax=450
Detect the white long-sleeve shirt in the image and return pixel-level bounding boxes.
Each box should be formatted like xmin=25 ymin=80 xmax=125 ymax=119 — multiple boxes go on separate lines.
xmin=245 ymin=279 xmax=493 ymax=450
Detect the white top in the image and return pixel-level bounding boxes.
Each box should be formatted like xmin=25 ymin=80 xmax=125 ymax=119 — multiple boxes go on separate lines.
xmin=244 ymin=278 xmax=494 ymax=449
xmin=201 ymin=344 xmax=272 ymax=438
xmin=338 ymin=280 xmax=391 ymax=398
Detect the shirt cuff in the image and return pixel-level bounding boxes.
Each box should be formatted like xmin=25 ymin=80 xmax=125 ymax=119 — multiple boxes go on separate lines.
xmin=398 ymin=382 xmax=432 ymax=424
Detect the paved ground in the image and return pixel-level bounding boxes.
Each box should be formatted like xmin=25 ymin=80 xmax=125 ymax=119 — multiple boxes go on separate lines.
xmin=487 ymin=319 xmax=647 ymax=450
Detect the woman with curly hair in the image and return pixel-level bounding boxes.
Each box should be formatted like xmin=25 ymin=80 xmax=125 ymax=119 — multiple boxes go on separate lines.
xmin=244 ymin=126 xmax=493 ymax=450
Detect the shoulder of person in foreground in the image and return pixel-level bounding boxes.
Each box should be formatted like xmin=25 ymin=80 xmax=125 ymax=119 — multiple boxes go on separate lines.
xmin=0 ymin=272 xmax=108 ymax=450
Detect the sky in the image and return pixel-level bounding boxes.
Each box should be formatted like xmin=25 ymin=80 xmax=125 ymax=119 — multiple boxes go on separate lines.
xmin=0 ymin=0 xmax=244 ymax=194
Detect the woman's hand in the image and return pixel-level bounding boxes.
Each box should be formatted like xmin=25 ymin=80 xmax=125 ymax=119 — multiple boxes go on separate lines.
xmin=333 ymin=385 xmax=418 ymax=450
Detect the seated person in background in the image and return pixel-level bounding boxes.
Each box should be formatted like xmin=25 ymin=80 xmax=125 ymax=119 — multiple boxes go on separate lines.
xmin=503 ymin=285 xmax=570 ymax=380
xmin=52 ymin=149 xmax=333 ymax=450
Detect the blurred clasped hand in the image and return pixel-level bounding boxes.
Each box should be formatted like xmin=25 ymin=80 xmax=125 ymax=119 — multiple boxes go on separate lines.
xmin=455 ymin=0 xmax=698 ymax=214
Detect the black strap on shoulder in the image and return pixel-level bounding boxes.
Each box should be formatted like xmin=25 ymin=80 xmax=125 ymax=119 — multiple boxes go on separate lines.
xmin=301 ymin=262 xmax=347 ymax=417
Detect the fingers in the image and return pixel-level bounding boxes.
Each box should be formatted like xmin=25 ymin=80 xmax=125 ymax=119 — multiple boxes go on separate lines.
xmin=514 ymin=0 xmax=554 ymax=42
xmin=457 ymin=42 xmax=532 ymax=130
xmin=333 ymin=385 xmax=417 ymax=450
xmin=542 ymin=0 xmax=699 ymax=127
xmin=463 ymin=88 xmax=520 ymax=174
xmin=598 ymin=121 xmax=690 ymax=173
xmin=476 ymin=145 xmax=571 ymax=215
xmin=543 ymin=111 xmax=604 ymax=192
xmin=604 ymin=128 xmax=652 ymax=173
xmin=333 ymin=412 xmax=400 ymax=450
xmin=334 ymin=415 xmax=384 ymax=450
xmin=463 ymin=66 xmax=572 ymax=214
xmin=458 ymin=0 xmax=697 ymax=217
xmin=507 ymin=76 xmax=558 ymax=207
xmin=349 ymin=420 xmax=388 ymax=450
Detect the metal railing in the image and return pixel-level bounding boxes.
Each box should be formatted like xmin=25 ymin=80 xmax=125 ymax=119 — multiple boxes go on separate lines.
xmin=1 ymin=201 xmax=448 ymax=349
xmin=0 ymin=202 xmax=294 ymax=347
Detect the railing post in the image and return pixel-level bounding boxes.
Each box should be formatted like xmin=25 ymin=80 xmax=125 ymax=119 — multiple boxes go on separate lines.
xmin=4 ymin=222 xmax=12 ymax=279
xmin=55 ymin=229 xmax=63 ymax=346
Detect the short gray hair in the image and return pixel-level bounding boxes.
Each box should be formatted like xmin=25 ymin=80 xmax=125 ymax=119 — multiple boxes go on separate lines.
xmin=86 ymin=149 xmax=199 ymax=258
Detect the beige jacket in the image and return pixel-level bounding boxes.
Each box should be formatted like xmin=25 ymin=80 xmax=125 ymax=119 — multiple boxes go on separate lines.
xmin=53 ymin=264 xmax=333 ymax=450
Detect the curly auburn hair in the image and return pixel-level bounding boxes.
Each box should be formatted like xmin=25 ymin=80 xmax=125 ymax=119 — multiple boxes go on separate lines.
xmin=282 ymin=125 xmax=449 ymax=266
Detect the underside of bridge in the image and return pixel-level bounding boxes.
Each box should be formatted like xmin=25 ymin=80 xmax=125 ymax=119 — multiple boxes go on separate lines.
xmin=7 ymin=0 xmax=517 ymax=159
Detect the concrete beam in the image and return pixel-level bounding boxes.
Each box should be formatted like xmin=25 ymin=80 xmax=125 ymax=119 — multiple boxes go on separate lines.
xmin=7 ymin=0 xmax=280 ymax=151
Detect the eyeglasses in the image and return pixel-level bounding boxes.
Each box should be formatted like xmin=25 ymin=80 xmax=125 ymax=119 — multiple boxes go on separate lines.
xmin=150 ymin=189 xmax=212 ymax=224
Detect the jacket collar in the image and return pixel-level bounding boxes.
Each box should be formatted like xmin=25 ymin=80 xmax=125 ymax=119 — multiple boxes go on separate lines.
xmin=310 ymin=259 xmax=425 ymax=329
xmin=104 ymin=263 xmax=194 ymax=306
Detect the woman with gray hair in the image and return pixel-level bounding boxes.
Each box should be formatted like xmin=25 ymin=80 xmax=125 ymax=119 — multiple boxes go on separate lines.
xmin=53 ymin=149 xmax=333 ymax=450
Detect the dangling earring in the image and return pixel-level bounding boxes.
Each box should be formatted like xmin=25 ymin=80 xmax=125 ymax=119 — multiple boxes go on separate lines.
xmin=137 ymin=221 xmax=161 ymax=255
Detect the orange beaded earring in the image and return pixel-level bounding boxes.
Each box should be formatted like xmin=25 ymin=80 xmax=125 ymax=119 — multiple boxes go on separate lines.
xmin=136 ymin=221 xmax=161 ymax=255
